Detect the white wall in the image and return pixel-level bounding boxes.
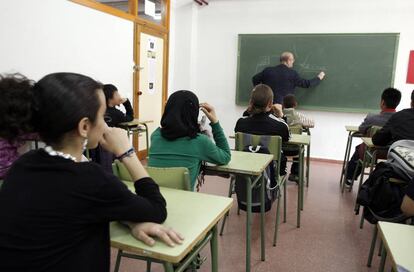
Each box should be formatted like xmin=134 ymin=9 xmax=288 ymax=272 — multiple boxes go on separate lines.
xmin=170 ymin=0 xmax=414 ymax=160
xmin=0 ymin=0 xmax=134 ymax=100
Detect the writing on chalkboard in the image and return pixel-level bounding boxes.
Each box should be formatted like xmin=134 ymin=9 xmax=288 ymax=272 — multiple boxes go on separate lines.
xmin=236 ymin=33 xmax=399 ymax=113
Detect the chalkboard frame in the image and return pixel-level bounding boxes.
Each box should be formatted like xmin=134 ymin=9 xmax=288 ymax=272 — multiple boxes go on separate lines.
xmin=236 ymin=33 xmax=399 ymax=113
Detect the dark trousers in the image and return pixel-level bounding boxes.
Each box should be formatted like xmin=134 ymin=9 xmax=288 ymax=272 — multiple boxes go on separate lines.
xmin=346 ymin=144 xmax=364 ymax=180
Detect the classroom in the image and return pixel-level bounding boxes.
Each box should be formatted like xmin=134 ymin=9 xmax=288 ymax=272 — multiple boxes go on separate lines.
xmin=1 ymin=0 xmax=414 ymax=271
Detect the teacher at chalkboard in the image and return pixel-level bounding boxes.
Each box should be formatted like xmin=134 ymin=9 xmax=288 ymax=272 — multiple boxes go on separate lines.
xmin=252 ymin=51 xmax=326 ymax=106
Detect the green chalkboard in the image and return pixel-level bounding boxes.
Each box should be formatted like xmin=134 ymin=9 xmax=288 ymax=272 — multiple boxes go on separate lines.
xmin=236 ymin=33 xmax=399 ymax=113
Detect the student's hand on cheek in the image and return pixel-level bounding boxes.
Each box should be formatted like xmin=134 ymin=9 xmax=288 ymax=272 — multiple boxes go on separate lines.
xmin=130 ymin=222 xmax=184 ymax=247
xmin=99 ymin=127 xmax=131 ymax=156
xmin=200 ymin=103 xmax=218 ymax=124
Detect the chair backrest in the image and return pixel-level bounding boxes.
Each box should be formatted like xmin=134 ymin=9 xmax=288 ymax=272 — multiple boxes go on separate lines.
xmin=289 ymin=125 xmax=303 ymax=135
xmin=235 ymin=132 xmax=283 ymax=177
xmin=368 ymin=125 xmax=382 ymax=137
xmin=112 ymin=160 xmax=191 ymax=191
xmin=146 ymin=167 xmax=191 ymax=191
xmin=0 ymin=179 xmax=3 ymax=189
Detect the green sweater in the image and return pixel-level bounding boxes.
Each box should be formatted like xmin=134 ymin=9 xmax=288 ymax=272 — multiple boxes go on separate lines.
xmin=148 ymin=122 xmax=231 ymax=190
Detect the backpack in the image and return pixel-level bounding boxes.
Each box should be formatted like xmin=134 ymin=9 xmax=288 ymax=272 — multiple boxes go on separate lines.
xmin=356 ymin=162 xmax=409 ymax=224
xmin=235 ymin=135 xmax=278 ymax=213
xmin=387 ymin=140 xmax=414 ymax=180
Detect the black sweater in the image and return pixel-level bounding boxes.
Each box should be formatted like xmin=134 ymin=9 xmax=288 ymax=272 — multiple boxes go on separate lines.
xmin=252 ymin=64 xmax=320 ymax=104
xmin=372 ymin=108 xmax=414 ymax=146
xmin=0 ymin=150 xmax=166 ymax=272
xmin=106 ymin=99 xmax=134 ymax=127
xmin=234 ymin=112 xmax=290 ymax=142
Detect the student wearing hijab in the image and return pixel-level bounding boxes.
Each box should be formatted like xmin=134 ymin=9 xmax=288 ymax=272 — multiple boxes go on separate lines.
xmin=148 ymin=90 xmax=231 ymax=190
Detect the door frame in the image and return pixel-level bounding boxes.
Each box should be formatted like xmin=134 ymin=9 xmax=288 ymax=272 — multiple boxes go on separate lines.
xmin=133 ymin=24 xmax=169 ymax=159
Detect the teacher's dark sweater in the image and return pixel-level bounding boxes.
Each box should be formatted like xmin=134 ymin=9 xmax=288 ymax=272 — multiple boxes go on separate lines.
xmin=252 ymin=64 xmax=321 ymax=104
xmin=0 ymin=149 xmax=166 ymax=272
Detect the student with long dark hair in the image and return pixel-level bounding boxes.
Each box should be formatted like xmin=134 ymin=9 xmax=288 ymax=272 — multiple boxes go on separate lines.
xmin=0 ymin=73 xmax=183 ymax=272
xmin=148 ymin=90 xmax=231 ymax=190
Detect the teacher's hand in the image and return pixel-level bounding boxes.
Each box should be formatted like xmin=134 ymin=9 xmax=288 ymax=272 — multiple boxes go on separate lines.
xmin=318 ymin=71 xmax=325 ymax=80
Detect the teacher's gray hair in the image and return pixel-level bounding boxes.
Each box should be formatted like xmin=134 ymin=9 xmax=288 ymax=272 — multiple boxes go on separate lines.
xmin=280 ymin=51 xmax=293 ymax=63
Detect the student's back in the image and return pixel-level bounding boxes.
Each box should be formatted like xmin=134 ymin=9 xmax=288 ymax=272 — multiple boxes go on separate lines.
xmin=148 ymin=90 xmax=231 ymax=190
xmin=235 ymin=112 xmax=289 ymax=141
xmin=234 ymin=84 xmax=289 ymax=175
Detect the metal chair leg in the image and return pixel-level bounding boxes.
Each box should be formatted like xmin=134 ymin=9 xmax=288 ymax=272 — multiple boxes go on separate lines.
xmin=367 ymin=225 xmax=378 ymax=267
xmin=273 ymin=189 xmax=282 ymax=246
xmin=114 ymin=249 xmax=123 ymax=272
xmin=220 ymin=176 xmax=235 ymax=235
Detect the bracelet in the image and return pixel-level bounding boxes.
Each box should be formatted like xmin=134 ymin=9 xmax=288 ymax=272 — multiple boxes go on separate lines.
xmin=116 ymin=147 xmax=135 ymax=161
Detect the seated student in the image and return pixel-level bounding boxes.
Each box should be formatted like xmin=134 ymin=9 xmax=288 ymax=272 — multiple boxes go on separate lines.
xmin=401 ymin=180 xmax=414 ymax=216
xmin=148 ymin=90 xmax=231 ymax=191
xmin=235 ymin=84 xmax=290 ymax=175
xmin=373 ymin=90 xmax=414 ymax=146
xmin=345 ymin=87 xmax=401 ymax=186
xmin=282 ymin=94 xmax=314 ymax=181
xmin=282 ymin=94 xmax=314 ymax=127
xmin=102 ymin=83 xmax=134 ymax=127
xmin=0 ymin=75 xmax=38 ymax=179
xmin=90 ymin=84 xmax=134 ymax=171
xmin=0 ymin=73 xmax=183 ymax=272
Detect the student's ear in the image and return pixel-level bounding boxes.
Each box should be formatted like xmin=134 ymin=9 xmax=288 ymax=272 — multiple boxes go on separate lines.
xmin=77 ymin=117 xmax=91 ymax=138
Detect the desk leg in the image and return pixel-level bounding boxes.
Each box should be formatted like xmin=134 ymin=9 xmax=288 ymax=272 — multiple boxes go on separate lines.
xmin=163 ymin=262 xmax=174 ymax=272
xmin=245 ymin=176 xmax=252 ymax=272
xmin=340 ymin=132 xmax=352 ymax=187
xmin=143 ymin=123 xmax=149 ymax=158
xmin=306 ymin=142 xmax=310 ymax=187
xmin=300 ymin=145 xmax=305 ymax=211
xmin=306 ymin=129 xmax=311 ymax=187
xmin=260 ymin=174 xmax=265 ymax=261
xmin=210 ymin=225 xmax=218 ymax=272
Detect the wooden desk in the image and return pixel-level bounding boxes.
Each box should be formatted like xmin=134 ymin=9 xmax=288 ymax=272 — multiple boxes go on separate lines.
xmin=339 ymin=125 xmax=363 ymax=188
xmin=228 ymin=134 xmax=310 ymax=228
xmin=378 ymin=221 xmax=414 ymax=272
xmin=118 ymin=119 xmax=154 ymax=155
xmin=111 ymin=187 xmax=233 ymax=272
xmin=205 ymin=150 xmax=273 ymax=272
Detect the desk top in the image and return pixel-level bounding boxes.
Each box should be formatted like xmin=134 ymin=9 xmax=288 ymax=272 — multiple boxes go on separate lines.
xmin=205 ymin=150 xmax=273 ymax=176
xmin=119 ymin=119 xmax=154 ymax=127
xmin=110 ymin=186 xmax=233 ymax=263
xmin=378 ymin=221 xmax=414 ymax=271
xmin=345 ymin=125 xmax=359 ymax=132
xmin=288 ymin=134 xmax=310 ymax=146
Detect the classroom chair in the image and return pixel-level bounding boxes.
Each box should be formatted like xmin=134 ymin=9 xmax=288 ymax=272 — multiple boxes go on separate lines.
xmin=221 ymin=132 xmax=287 ymax=246
xmin=112 ymin=161 xmax=201 ymax=272
xmin=343 ymin=126 xmax=384 ymax=194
